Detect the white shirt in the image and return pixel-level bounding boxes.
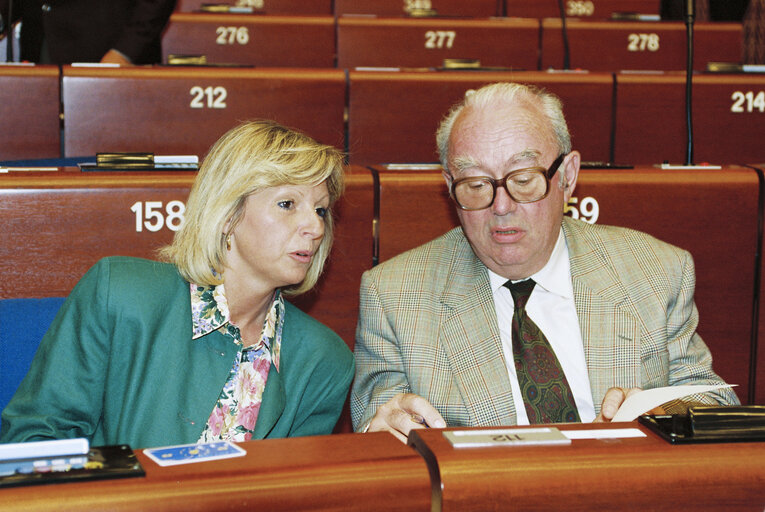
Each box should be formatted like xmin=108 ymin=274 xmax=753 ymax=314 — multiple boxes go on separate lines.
xmin=489 ymin=228 xmax=596 ymax=424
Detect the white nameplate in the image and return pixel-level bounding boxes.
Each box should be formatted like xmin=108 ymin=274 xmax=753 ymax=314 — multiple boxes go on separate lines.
xmin=443 ymin=427 xmax=571 ymax=448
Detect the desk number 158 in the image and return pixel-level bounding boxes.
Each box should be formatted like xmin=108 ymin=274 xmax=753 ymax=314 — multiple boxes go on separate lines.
xmin=130 ymin=201 xmax=186 ymax=232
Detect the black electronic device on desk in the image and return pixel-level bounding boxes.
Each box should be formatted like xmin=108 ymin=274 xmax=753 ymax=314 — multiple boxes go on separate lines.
xmin=639 ymin=406 xmax=765 ymax=444
xmin=0 ymin=438 xmax=144 ymax=488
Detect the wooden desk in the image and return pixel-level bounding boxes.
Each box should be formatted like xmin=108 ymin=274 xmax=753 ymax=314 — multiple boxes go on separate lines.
xmin=161 ymin=13 xmax=336 ymax=67
xmin=371 ymin=164 xmax=760 ymax=404
xmin=0 ymin=66 xmax=60 ymax=161
xmin=348 ymin=70 xmax=614 ymax=165
xmin=541 ymin=20 xmax=742 ymax=71
xmin=61 ymin=66 xmax=346 ymax=157
xmin=613 ymin=72 xmax=765 ymax=166
xmin=409 ymin=422 xmax=765 ymax=511
xmin=335 ymin=0 xmax=499 ymax=17
xmin=1 ymin=432 xmax=431 ymax=511
xmin=337 ymin=16 xmax=539 ymax=70
xmin=174 ymin=0 xmax=332 ymax=15
xmin=505 ymin=0 xmax=660 ymax=18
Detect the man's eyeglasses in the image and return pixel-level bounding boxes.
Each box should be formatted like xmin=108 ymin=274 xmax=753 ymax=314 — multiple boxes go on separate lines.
xmin=449 ymin=153 xmax=567 ymax=211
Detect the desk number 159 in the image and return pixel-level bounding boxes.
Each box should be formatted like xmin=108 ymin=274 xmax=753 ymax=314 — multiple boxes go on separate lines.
xmin=130 ymin=201 xmax=186 ymax=232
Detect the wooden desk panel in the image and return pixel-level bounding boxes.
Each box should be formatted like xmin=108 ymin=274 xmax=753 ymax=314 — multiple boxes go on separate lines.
xmin=409 ymin=423 xmax=765 ymax=511
xmin=0 ymin=66 xmax=60 ymax=160
xmin=335 ymin=0 xmax=499 ymax=17
xmin=2 ymin=432 xmax=431 ymax=511
xmin=373 ymin=165 xmax=758 ymax=403
xmin=0 ymin=169 xmax=373 ymax=351
xmin=348 ymin=70 xmax=614 ymax=165
xmin=614 ymin=72 xmax=765 ymax=165
xmin=174 ymin=0 xmax=332 ymax=14
xmin=161 ymin=13 xmax=336 ymax=67
xmin=541 ymin=20 xmax=742 ymax=71
xmin=62 ymin=67 xmax=345 ymax=158
xmin=375 ymin=166 xmax=460 ymax=262
xmin=505 ymin=0 xmax=660 ymax=18
xmin=751 ymin=162 xmax=765 ymax=405
xmin=337 ymin=17 xmax=539 ymax=70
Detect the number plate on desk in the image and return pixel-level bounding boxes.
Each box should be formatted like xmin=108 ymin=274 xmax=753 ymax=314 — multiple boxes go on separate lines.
xmin=443 ymin=428 xmax=571 ymax=448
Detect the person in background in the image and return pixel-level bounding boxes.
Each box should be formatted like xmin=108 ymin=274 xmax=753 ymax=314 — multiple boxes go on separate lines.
xmin=1 ymin=120 xmax=353 ymax=448
xmin=0 ymin=0 xmax=176 ymax=65
xmin=351 ymin=82 xmax=739 ymax=441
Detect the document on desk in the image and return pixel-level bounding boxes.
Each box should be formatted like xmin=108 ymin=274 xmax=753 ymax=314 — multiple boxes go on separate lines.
xmin=611 ymin=384 xmax=736 ymax=422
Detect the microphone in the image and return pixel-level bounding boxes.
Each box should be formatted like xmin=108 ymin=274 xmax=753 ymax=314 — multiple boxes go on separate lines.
xmin=556 ymin=0 xmax=571 ymax=70
xmin=684 ymin=0 xmax=696 ymax=165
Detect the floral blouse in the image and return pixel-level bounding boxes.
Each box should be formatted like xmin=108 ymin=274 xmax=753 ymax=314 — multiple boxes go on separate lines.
xmin=190 ymin=283 xmax=284 ymax=443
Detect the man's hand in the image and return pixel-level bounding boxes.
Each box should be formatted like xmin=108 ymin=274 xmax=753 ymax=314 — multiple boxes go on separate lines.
xmin=366 ymin=393 xmax=446 ymax=442
xmin=594 ymin=387 xmax=666 ymax=422
xmin=100 ymin=49 xmax=133 ymax=66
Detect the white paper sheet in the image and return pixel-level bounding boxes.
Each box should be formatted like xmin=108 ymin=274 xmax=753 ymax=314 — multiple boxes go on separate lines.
xmin=611 ymin=384 xmax=736 ymax=422
xmin=563 ymin=428 xmax=646 ymax=440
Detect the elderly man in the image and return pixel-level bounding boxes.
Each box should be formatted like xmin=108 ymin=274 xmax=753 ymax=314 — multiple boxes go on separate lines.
xmin=351 ymin=82 xmax=738 ymax=441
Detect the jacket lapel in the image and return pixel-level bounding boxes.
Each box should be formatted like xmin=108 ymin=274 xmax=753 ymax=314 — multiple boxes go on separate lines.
xmin=563 ymin=218 xmax=642 ymax=412
xmin=439 ymin=231 xmax=518 ymax=426
xmin=252 ymin=363 xmax=285 ymax=439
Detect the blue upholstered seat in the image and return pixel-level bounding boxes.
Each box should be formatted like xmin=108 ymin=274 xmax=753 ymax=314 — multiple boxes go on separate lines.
xmin=0 ymin=298 xmax=65 ymax=412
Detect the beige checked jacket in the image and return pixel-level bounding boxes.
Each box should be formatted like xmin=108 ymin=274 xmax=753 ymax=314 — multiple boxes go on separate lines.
xmin=350 ymin=217 xmax=739 ymax=430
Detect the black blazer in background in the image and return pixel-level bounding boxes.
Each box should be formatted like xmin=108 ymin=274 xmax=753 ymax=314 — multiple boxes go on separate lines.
xmin=3 ymin=0 xmax=175 ymax=64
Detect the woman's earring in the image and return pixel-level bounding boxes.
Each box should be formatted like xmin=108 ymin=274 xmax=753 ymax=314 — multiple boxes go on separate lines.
xmin=225 ymin=233 xmax=232 ymax=251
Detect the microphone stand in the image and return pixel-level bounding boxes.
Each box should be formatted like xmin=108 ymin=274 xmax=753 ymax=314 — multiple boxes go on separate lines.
xmin=684 ymin=0 xmax=695 ymax=165
xmin=662 ymin=0 xmax=718 ymax=170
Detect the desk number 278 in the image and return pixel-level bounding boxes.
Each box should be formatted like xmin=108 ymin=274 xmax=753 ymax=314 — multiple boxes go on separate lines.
xmin=131 ymin=201 xmax=186 ymax=232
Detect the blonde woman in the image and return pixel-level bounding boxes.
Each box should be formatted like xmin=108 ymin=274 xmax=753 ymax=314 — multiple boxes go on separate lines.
xmin=1 ymin=120 xmax=352 ymax=448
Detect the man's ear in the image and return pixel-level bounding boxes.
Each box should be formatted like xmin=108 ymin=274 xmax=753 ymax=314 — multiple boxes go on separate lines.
xmin=442 ymin=169 xmax=452 ymax=188
xmin=561 ymin=151 xmax=581 ymax=201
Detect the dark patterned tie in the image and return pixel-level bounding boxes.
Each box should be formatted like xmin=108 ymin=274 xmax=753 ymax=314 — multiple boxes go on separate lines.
xmin=504 ymin=279 xmax=580 ymax=424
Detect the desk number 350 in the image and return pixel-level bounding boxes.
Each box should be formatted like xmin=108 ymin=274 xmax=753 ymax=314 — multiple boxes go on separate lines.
xmin=131 ymin=201 xmax=186 ymax=232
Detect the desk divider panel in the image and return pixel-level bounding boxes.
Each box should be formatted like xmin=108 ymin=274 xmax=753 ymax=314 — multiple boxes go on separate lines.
xmin=62 ymin=66 xmax=346 ymax=158
xmin=541 ymin=20 xmax=742 ymax=71
xmin=174 ymin=0 xmax=333 ymax=14
xmin=751 ymin=162 xmax=765 ymax=405
xmin=373 ymin=164 xmax=760 ymax=404
xmin=337 ymin=16 xmax=540 ymax=70
xmin=161 ymin=13 xmax=336 ymax=67
xmin=0 ymin=66 xmax=61 ymax=161
xmin=504 ymin=0 xmax=660 ymax=18
xmin=348 ymin=70 xmax=614 ymax=165
xmin=335 ymin=0 xmax=500 ymax=17
xmin=614 ymin=72 xmax=765 ymax=166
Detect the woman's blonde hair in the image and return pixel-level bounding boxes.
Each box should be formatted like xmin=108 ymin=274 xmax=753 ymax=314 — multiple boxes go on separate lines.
xmin=160 ymin=119 xmax=345 ymax=296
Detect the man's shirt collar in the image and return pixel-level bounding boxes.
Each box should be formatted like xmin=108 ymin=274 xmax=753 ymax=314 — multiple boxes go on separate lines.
xmin=488 ymin=227 xmax=573 ymax=299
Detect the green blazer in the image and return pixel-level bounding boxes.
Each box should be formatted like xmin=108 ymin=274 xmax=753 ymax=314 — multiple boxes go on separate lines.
xmin=1 ymin=257 xmax=353 ymax=448
xmin=351 ymin=217 xmax=739 ymax=430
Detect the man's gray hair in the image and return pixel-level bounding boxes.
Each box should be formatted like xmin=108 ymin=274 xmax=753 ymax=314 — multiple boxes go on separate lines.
xmin=436 ymin=82 xmax=572 ymax=174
